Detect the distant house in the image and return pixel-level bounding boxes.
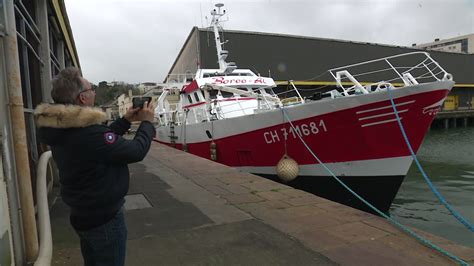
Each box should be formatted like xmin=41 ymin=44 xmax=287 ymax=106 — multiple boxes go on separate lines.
xmin=101 ymin=101 xmax=119 ymax=121
xmin=137 ymin=82 xmax=159 ymax=93
xmin=117 ymin=90 xmax=133 ymax=117
xmin=107 ymin=81 xmax=126 ymax=86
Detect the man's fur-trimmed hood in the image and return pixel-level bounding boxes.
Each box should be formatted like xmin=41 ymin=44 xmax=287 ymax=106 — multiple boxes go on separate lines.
xmin=35 ymin=103 xmax=107 ymax=128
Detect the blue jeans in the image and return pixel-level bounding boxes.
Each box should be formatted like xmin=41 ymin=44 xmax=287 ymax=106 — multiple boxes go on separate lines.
xmin=75 ymin=209 xmax=127 ymax=266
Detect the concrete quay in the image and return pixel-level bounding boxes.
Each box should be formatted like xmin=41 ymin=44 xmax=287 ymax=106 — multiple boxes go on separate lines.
xmin=50 ymin=143 xmax=474 ymax=265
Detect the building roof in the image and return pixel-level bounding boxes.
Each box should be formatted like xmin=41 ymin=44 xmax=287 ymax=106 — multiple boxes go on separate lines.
xmin=52 ymin=0 xmax=81 ymax=69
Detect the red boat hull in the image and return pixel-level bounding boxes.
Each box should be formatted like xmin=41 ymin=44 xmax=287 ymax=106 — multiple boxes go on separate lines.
xmin=155 ymin=81 xmax=453 ymax=212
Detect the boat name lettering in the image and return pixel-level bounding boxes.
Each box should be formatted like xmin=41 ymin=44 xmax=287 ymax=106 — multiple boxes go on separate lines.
xmin=211 ymin=77 xmax=267 ymax=85
xmin=263 ymin=120 xmax=328 ymax=144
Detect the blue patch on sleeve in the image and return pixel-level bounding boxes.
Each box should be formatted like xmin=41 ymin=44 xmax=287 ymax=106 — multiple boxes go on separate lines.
xmin=104 ymin=132 xmax=117 ymax=144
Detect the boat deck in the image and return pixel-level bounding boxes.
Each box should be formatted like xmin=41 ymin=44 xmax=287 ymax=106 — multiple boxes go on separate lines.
xmin=50 ymin=142 xmax=473 ymax=265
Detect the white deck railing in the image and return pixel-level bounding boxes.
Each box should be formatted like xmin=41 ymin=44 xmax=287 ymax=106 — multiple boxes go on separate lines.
xmin=327 ymin=52 xmax=453 ymax=97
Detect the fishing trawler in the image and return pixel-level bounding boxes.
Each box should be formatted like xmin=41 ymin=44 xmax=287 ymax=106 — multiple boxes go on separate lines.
xmin=154 ymin=3 xmax=454 ymax=212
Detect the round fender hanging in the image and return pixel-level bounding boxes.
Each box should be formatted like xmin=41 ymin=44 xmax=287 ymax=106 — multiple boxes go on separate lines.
xmin=276 ymin=154 xmax=299 ymax=182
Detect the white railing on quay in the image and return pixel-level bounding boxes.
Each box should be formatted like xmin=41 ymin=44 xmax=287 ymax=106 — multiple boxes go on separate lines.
xmin=34 ymin=151 xmax=53 ymax=266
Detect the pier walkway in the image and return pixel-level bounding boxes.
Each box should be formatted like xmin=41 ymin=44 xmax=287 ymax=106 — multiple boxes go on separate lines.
xmin=50 ymin=143 xmax=473 ymax=265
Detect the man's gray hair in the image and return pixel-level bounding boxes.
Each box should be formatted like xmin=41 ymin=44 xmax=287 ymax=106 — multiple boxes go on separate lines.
xmin=51 ymin=67 xmax=85 ymax=104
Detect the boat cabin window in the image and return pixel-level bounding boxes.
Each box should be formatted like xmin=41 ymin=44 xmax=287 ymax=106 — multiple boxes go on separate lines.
xmin=264 ymin=88 xmax=276 ymax=95
xmin=226 ymin=73 xmax=252 ymax=76
xmin=203 ymin=73 xmax=221 ymax=78
xmin=209 ymin=90 xmax=218 ymax=99
xmin=194 ymin=92 xmax=200 ymax=102
xmin=220 ymin=91 xmax=233 ymax=98
xmin=187 ymin=95 xmax=193 ymax=103
xmin=202 ymin=72 xmax=253 ymax=78
xmin=252 ymin=87 xmax=262 ymax=94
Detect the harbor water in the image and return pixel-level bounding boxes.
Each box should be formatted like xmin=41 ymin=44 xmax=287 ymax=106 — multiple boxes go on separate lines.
xmin=390 ymin=127 xmax=474 ymax=247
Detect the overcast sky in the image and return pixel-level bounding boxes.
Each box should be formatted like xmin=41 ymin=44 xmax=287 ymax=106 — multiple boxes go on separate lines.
xmin=64 ymin=0 xmax=474 ymax=84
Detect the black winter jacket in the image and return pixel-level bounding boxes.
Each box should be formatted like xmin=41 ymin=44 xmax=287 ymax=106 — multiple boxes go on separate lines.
xmin=35 ymin=104 xmax=155 ymax=230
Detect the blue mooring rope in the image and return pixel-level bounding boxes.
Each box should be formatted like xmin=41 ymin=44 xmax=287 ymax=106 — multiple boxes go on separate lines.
xmin=386 ymin=85 xmax=474 ymax=233
xmin=280 ymin=108 xmax=469 ymax=266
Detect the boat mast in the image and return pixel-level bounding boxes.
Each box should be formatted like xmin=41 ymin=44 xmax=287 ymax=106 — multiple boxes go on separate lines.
xmin=210 ymin=3 xmax=237 ymax=74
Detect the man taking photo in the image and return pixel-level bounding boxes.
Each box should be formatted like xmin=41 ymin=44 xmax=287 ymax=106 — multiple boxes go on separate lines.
xmin=35 ymin=67 xmax=155 ymax=266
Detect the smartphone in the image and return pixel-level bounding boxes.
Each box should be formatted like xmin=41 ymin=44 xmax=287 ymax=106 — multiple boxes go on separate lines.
xmin=132 ymin=97 xmax=152 ymax=109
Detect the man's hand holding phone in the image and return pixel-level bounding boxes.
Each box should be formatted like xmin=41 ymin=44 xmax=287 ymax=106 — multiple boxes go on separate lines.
xmin=132 ymin=97 xmax=152 ymax=109
xmin=135 ymin=101 xmax=155 ymax=122
xmin=124 ymin=97 xmax=154 ymax=122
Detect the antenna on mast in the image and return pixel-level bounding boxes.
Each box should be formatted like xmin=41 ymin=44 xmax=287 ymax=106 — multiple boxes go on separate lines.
xmin=200 ymin=3 xmax=203 ymax=27
xmin=210 ymin=3 xmax=236 ymax=74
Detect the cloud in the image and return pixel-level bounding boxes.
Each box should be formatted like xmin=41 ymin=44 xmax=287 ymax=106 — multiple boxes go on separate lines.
xmin=65 ymin=0 xmax=474 ymax=84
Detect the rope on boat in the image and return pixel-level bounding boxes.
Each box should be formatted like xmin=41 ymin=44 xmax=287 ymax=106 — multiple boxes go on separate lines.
xmin=280 ymin=108 xmax=469 ymax=266
xmin=386 ymin=86 xmax=474 ymax=233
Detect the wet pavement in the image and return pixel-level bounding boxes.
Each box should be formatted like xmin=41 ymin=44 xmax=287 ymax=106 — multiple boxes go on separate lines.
xmin=49 ymin=143 xmax=474 ymax=265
